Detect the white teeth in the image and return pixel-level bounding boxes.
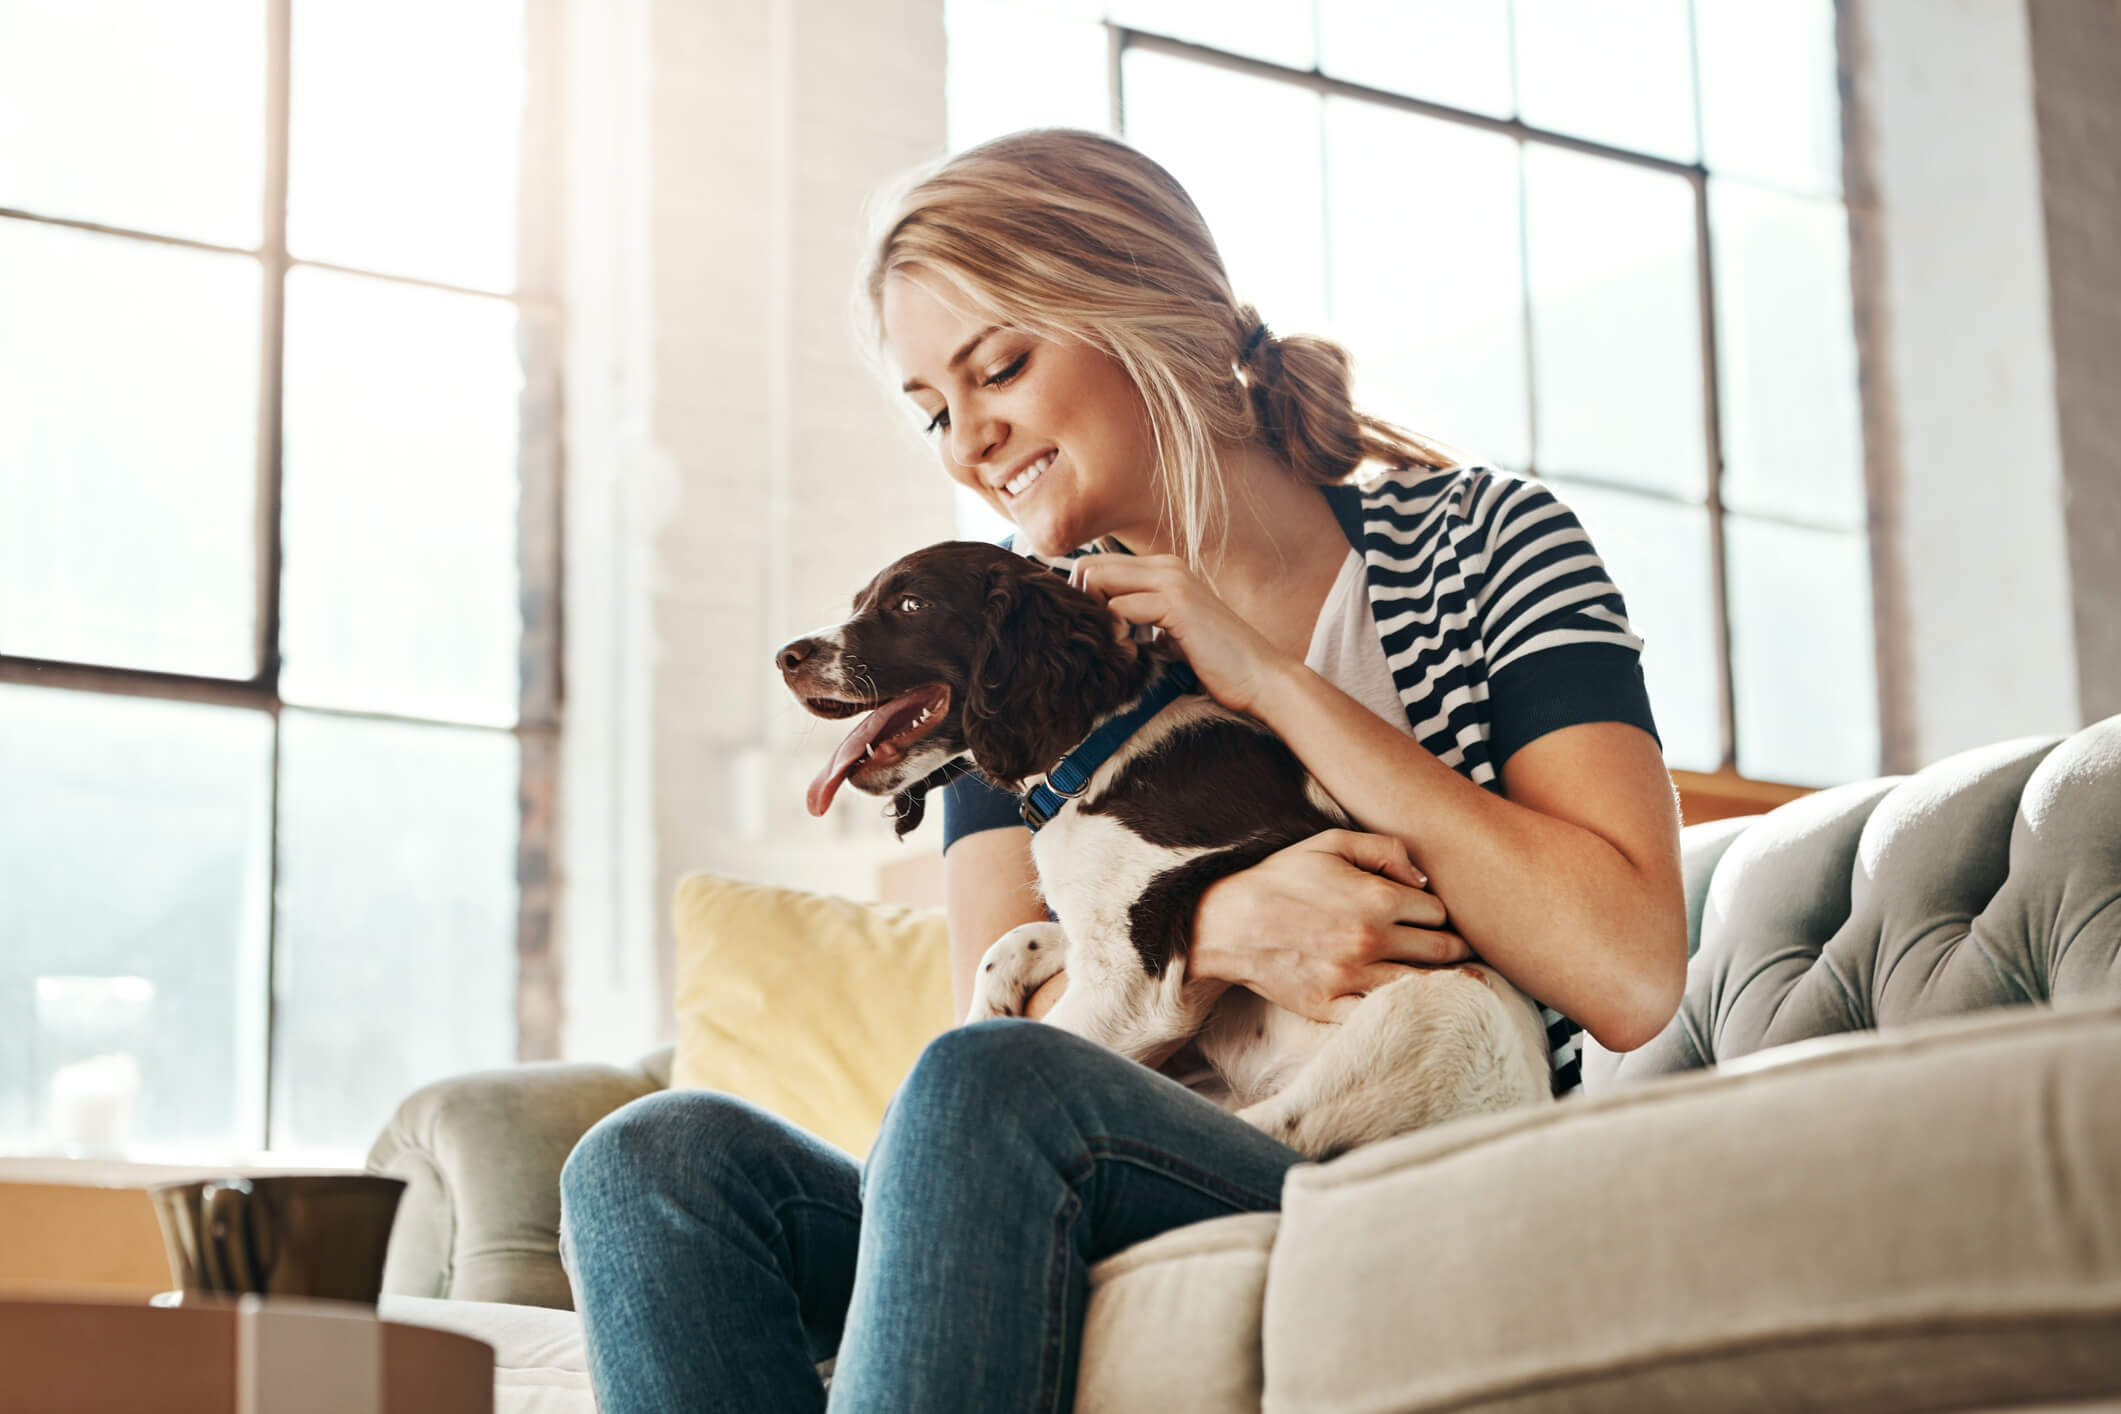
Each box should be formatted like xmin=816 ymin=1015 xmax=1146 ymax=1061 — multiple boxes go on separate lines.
xmin=1005 ymin=451 xmax=1054 ymax=498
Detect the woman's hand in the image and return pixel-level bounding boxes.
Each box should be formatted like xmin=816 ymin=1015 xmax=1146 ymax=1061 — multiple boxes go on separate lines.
xmin=1192 ymin=829 xmax=1471 ymax=1024
xmin=1069 ymin=555 xmax=1294 ymax=716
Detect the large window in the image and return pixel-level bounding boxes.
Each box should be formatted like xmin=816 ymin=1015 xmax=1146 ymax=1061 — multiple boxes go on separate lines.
xmin=946 ymin=0 xmax=1872 ymax=789
xmin=0 ymin=0 xmax=559 ymax=1160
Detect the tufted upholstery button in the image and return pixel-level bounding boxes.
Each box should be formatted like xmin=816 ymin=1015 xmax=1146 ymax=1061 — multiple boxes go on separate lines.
xmin=1588 ymin=715 xmax=2121 ymax=1091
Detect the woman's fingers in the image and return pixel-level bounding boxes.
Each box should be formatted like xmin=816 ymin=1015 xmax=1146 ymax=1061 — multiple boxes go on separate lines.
xmin=1101 ymin=589 xmax=1168 ymax=633
xmin=1313 ymin=828 xmax=1429 ymax=891
xmin=1385 ymin=926 xmax=1472 ymax=965
xmin=1069 ymin=553 xmax=1185 ymax=593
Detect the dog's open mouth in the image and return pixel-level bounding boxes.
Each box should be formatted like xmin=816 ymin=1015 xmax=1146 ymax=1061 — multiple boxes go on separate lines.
xmin=805 ymin=682 xmax=951 ymax=816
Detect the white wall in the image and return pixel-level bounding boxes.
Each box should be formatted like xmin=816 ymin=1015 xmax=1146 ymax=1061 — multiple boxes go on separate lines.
xmin=1848 ymin=0 xmax=2082 ymax=771
xmin=559 ymin=0 xmax=951 ymax=1061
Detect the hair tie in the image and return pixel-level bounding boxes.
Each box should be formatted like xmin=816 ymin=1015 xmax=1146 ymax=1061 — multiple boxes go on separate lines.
xmin=1240 ymin=321 xmax=1271 ymax=368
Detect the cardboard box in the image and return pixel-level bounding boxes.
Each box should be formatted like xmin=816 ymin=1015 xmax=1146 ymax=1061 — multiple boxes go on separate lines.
xmin=0 ymin=1294 xmax=493 ymax=1414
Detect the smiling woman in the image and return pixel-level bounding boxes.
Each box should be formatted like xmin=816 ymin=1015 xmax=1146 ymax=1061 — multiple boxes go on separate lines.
xmin=563 ymin=126 xmax=1688 ymax=1414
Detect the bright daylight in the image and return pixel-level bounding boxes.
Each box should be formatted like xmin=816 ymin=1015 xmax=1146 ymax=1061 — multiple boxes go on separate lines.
xmin=2 ymin=1 xmax=2116 ymax=1410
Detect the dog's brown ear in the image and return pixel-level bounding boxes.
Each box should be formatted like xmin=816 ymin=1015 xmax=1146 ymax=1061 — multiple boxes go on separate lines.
xmin=963 ymin=563 xmax=1134 ymax=788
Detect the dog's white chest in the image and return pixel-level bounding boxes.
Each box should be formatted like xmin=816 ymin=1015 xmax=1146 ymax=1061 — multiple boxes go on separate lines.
xmin=1030 ymin=808 xmax=1195 ymax=974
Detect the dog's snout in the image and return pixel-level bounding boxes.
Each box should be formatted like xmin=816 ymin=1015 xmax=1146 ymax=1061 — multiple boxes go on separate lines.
xmin=777 ymin=637 xmax=818 ymax=675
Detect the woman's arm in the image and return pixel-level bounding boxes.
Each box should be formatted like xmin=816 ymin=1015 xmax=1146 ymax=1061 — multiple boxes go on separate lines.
xmin=1240 ymin=662 xmax=1686 ymax=1051
xmin=1073 ymin=553 xmax=1687 ymax=1053
xmin=942 ymin=827 xmax=1048 ymax=1022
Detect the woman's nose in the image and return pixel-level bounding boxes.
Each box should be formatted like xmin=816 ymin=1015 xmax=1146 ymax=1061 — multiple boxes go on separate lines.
xmin=946 ymin=410 xmax=1003 ymax=471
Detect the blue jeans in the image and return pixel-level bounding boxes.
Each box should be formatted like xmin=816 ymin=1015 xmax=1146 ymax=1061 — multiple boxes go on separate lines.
xmin=559 ymin=1018 xmax=1306 ymax=1413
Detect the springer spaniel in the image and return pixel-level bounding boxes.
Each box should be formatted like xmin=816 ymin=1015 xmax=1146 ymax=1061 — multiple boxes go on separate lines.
xmin=777 ymin=541 xmax=1552 ymax=1159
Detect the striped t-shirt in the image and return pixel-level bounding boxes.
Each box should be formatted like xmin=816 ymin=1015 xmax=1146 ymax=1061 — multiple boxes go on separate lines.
xmin=941 ymin=464 xmax=1660 ymax=1097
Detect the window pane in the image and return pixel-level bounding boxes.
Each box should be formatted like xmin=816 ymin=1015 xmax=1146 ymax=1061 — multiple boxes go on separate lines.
xmin=947 ymin=0 xmax=1111 ymax=151
xmin=1727 ymin=518 xmax=1878 ymax=785
xmin=273 ymin=711 xmax=517 ymax=1153
xmin=0 ymin=687 xmax=271 ymax=1156
xmin=1711 ymin=178 xmax=1863 ymax=529
xmin=1122 ymin=49 xmax=1328 ymax=337
xmin=1317 ymin=0 xmax=1513 ymax=118
xmin=1546 ymin=479 xmax=1720 ymax=773
xmin=1514 ymin=0 xmax=1697 ymax=163
xmin=279 ymin=268 xmax=523 ymax=726
xmin=1525 ymin=145 xmax=1705 ymax=500
xmin=0 ymin=0 xmax=265 ymax=247
xmin=1325 ymin=98 xmax=1527 ymax=467
xmin=1109 ymin=0 xmax=1315 ymax=69
xmin=1695 ymin=0 xmax=1842 ymax=197
xmin=0 ymin=222 xmax=261 ymax=677
xmin=287 ymin=0 xmax=523 ymax=292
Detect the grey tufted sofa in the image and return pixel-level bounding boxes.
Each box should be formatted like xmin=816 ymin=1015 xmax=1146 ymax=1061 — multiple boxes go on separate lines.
xmin=372 ymin=718 xmax=2121 ymax=1413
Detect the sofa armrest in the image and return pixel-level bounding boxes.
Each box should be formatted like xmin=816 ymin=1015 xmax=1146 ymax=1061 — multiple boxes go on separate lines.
xmin=368 ymin=1050 xmax=670 ymax=1310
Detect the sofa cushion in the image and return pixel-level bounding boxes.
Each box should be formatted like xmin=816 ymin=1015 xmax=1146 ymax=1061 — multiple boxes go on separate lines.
xmin=380 ymin=1294 xmax=591 ymax=1414
xmin=1076 ymin=1212 xmax=1279 ymax=1414
xmin=1589 ymin=716 xmax=2121 ymax=1090
xmin=671 ymin=873 xmax=955 ymax=1158
xmin=1261 ymin=1001 xmax=2121 ymax=1414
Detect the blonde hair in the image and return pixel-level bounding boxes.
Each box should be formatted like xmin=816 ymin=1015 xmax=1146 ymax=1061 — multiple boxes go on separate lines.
xmin=860 ymin=128 xmax=1457 ymax=573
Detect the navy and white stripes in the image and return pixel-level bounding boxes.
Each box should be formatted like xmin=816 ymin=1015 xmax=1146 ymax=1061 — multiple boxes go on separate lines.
xmin=1349 ymin=465 xmax=1657 ymax=1096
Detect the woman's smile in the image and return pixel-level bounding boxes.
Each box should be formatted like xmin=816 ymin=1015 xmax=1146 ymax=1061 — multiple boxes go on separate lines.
xmin=999 ymin=450 xmax=1055 ymax=501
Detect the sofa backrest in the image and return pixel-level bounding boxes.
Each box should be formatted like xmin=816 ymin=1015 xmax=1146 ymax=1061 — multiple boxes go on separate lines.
xmin=1585 ymin=714 xmax=2121 ymax=1092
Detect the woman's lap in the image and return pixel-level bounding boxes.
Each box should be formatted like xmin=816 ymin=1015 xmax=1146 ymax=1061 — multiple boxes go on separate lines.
xmin=562 ymin=1018 xmax=1305 ymax=1414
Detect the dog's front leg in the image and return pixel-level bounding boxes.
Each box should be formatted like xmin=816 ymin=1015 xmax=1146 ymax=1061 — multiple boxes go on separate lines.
xmin=965 ymin=922 xmax=1070 ymax=1021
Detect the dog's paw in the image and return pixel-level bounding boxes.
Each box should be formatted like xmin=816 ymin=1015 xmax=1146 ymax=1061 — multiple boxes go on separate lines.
xmin=965 ymin=922 xmax=1069 ymax=1021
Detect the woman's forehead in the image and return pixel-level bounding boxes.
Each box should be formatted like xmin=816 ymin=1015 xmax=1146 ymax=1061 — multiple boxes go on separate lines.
xmin=881 ymin=269 xmax=987 ymax=355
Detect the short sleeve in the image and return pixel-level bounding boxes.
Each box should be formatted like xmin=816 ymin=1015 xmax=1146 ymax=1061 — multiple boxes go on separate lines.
xmin=1475 ymin=478 xmax=1661 ymax=767
xmin=940 ymin=770 xmax=1025 ymax=853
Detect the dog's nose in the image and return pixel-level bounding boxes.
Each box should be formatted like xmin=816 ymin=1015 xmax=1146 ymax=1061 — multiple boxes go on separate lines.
xmin=777 ymin=637 xmax=817 ymax=674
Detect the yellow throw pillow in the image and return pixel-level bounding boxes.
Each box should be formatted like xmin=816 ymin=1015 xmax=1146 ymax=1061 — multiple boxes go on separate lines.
xmin=671 ymin=872 xmax=957 ymax=1158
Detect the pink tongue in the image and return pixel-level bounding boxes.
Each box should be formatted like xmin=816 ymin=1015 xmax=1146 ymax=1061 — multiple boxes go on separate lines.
xmin=805 ymin=691 xmax=926 ymax=816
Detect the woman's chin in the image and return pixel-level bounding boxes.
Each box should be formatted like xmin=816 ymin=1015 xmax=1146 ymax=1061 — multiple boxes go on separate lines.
xmin=1010 ymin=514 xmax=1076 ymax=558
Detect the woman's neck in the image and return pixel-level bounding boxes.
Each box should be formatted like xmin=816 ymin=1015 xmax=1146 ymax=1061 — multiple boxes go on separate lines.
xmin=1206 ymin=441 xmax=1347 ymax=588
xmin=1114 ymin=441 xmax=1351 ymax=656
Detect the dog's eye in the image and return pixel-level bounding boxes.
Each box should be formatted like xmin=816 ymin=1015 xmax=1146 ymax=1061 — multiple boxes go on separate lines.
xmin=896 ymin=594 xmax=925 ymax=614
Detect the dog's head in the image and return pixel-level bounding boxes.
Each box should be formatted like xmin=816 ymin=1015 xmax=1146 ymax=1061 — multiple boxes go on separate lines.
xmin=777 ymin=541 xmax=1156 ymax=834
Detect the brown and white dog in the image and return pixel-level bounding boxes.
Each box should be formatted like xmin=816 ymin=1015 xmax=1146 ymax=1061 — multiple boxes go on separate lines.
xmin=777 ymin=541 xmax=1552 ymax=1159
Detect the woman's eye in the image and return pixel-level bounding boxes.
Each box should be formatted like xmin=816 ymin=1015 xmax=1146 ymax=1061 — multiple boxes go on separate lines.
xmin=897 ymin=595 xmax=924 ymax=613
xmin=917 ymin=353 xmax=1024 ymax=437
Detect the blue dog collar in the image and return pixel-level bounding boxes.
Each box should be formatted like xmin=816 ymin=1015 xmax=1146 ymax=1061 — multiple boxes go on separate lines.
xmin=1019 ymin=662 xmax=1201 ymax=833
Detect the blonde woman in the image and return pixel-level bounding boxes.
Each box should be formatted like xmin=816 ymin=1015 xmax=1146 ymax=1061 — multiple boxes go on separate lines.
xmin=561 ymin=128 xmax=1687 ymax=1413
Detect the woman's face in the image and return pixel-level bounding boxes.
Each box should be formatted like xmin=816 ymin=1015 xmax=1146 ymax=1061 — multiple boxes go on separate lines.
xmin=880 ymin=269 xmax=1161 ymax=557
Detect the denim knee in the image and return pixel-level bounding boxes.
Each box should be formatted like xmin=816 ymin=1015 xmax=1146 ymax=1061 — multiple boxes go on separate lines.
xmin=561 ymin=1089 xmax=788 ymax=1244
xmin=877 ymin=1021 xmax=1073 ymax=1136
